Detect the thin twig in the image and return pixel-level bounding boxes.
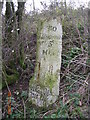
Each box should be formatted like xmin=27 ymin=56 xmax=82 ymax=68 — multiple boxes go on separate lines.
xmin=22 ymin=98 xmax=26 ymax=119
xmin=12 ymin=104 xmax=23 ymax=114
xmin=2 ymin=71 xmax=11 ymax=93
xmin=41 ymin=109 xmax=57 ymax=118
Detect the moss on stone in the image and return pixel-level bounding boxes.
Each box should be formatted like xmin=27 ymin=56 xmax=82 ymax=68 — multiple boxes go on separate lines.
xmin=44 ymin=73 xmax=57 ymax=92
xmin=29 ymin=76 xmax=45 ymax=89
xmin=29 ymin=71 xmax=58 ymax=93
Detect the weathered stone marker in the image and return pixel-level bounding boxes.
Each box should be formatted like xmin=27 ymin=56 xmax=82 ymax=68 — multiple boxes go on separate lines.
xmin=29 ymin=17 xmax=62 ymax=107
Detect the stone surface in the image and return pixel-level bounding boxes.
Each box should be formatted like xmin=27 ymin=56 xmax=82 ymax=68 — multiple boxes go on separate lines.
xmin=29 ymin=17 xmax=62 ymax=107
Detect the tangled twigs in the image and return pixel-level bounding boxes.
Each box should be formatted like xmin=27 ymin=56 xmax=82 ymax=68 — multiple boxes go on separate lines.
xmin=77 ymin=73 xmax=89 ymax=95
xmin=40 ymin=109 xmax=57 ymax=118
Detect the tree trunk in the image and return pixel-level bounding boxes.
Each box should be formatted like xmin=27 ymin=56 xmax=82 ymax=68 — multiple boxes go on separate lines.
xmin=33 ymin=0 xmax=35 ymax=11
xmin=64 ymin=0 xmax=67 ymax=15
xmin=5 ymin=2 xmax=15 ymax=47
xmin=16 ymin=1 xmax=25 ymax=34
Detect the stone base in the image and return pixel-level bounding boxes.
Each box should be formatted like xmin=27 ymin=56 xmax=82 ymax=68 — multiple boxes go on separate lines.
xmin=29 ymin=84 xmax=58 ymax=107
